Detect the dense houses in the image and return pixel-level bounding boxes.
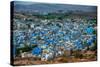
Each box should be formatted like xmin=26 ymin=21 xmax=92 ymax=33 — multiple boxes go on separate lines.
xmin=12 ymin=13 xmax=97 ymax=61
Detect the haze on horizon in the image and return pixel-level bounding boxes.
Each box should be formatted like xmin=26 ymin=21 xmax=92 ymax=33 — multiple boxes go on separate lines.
xmin=14 ymin=1 xmax=97 ymax=13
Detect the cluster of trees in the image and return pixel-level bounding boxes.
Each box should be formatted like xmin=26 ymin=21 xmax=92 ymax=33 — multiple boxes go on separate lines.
xmin=15 ymin=44 xmax=37 ymax=56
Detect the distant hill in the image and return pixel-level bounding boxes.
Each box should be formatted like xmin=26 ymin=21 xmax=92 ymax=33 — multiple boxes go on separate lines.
xmin=13 ymin=1 xmax=97 ymax=14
